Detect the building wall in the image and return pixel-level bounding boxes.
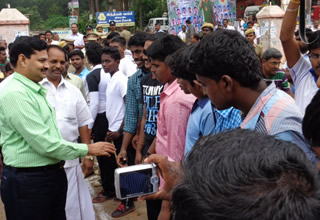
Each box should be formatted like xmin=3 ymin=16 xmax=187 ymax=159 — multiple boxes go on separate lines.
xmin=0 ymin=24 xmax=29 ymax=43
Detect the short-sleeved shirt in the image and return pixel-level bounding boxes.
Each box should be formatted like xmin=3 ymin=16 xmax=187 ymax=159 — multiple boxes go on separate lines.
xmin=140 ymin=73 xmax=164 ymax=137
xmin=86 ymin=65 xmax=110 ymax=129
xmin=156 ymin=79 xmax=196 ymax=162
xmin=289 ymin=55 xmax=318 ymax=114
xmin=106 ymin=71 xmax=128 ymax=131
xmin=264 ymin=70 xmax=290 ymax=92
xmin=184 ymin=98 xmax=215 ymax=157
xmin=119 ymin=57 xmax=137 ymax=77
xmin=66 ymin=33 xmax=84 ymax=49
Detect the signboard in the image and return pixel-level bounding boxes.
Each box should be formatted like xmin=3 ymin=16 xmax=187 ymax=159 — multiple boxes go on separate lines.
xmin=96 ymin=11 xmax=135 ymax=27
xmin=68 ymin=16 xmax=78 ymax=27
xmin=167 ymin=0 xmax=237 ymax=34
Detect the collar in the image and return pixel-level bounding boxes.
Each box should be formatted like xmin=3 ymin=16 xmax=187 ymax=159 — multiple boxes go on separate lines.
xmin=92 ymin=64 xmax=102 ymax=71
xmin=41 ymin=75 xmax=67 ymax=89
xmin=137 ymin=68 xmax=150 ymax=78
xmin=13 ymin=72 xmax=45 ymax=94
xmin=213 ymin=105 xmax=235 ymax=118
xmin=73 ymin=67 xmax=88 ymax=76
xmin=191 ymin=98 xmax=209 ymax=113
xmin=163 ymin=79 xmax=179 ymax=96
xmin=309 ymin=68 xmax=318 ymax=83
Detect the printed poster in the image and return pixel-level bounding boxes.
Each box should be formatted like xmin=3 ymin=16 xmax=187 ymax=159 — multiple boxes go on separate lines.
xmin=167 ymin=0 xmax=237 ymax=34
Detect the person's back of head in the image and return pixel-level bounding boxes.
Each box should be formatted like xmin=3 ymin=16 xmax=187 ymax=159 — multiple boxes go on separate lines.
xmin=172 ymin=129 xmax=320 ymax=220
xmin=110 ymin=36 xmax=127 ymax=48
xmin=85 ymin=42 xmax=102 ymax=65
xmin=10 ymin=36 xmax=47 ymax=68
xmin=262 ymin=48 xmax=282 ymax=61
xmin=146 ymin=35 xmax=185 ymax=62
xmin=191 ymin=29 xmax=262 ymax=90
xmin=308 ymin=30 xmax=320 ymax=51
xmin=101 ymin=47 xmax=121 ymax=62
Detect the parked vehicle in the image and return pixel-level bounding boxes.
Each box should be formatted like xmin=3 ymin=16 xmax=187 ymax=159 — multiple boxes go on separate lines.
xmin=145 ymin=17 xmax=169 ymax=32
xmin=244 ymin=5 xmax=262 ymax=18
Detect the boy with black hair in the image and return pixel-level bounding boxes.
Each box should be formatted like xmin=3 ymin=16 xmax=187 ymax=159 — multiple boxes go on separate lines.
xmin=101 ymin=47 xmax=131 ymax=217
xmin=70 ymin=50 xmax=90 ymax=82
xmin=86 ymin=42 xmax=113 ymax=203
xmin=192 ymin=29 xmax=316 ymax=162
xmin=109 ymin=36 xmax=137 ymax=77
xmin=146 ymin=34 xmax=195 ymax=219
xmin=169 ymin=45 xmax=241 ymax=156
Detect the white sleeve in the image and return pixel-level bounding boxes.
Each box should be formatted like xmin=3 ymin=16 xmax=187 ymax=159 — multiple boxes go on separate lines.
xmin=88 ymin=92 xmax=99 ymax=129
xmin=75 ymin=89 xmax=93 ymax=127
xmin=290 ymin=55 xmax=312 ymax=88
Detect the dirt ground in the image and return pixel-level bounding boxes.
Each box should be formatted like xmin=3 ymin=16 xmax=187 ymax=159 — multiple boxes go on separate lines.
xmin=0 ymin=163 xmax=148 ymax=220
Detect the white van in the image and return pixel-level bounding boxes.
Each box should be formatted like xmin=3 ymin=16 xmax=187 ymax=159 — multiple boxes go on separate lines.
xmin=145 ymin=17 xmax=169 ymax=32
xmin=244 ymin=6 xmax=262 ymax=18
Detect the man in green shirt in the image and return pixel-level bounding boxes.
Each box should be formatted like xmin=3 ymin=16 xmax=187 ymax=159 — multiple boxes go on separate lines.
xmin=0 ymin=36 xmax=116 ymax=220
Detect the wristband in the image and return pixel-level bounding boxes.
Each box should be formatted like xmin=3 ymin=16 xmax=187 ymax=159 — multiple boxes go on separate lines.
xmin=286 ymin=8 xmax=298 ymax=11
xmin=84 ymin=156 xmax=94 ymax=161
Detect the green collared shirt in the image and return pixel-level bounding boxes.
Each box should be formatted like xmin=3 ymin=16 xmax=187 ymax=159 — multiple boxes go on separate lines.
xmin=0 ymin=73 xmax=88 ymax=167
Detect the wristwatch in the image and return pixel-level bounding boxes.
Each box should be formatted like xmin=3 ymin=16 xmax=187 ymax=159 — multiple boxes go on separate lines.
xmin=84 ymin=156 xmax=94 ymax=161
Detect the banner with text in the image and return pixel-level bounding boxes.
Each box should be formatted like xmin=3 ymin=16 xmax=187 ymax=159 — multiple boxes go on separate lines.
xmin=96 ymin=11 xmax=135 ymax=27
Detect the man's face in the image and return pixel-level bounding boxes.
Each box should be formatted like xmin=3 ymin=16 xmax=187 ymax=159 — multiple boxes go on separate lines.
xmin=53 ymin=34 xmax=60 ymax=41
xmin=0 ymin=50 xmax=6 ymax=63
xmin=0 ymin=40 xmax=7 ymax=49
xmin=202 ymin=27 xmax=212 ymax=36
xmin=247 ymin=23 xmax=253 ymax=29
xmin=110 ymin=25 xmax=116 ymax=32
xmin=182 ymin=26 xmax=186 ymax=32
xmin=39 ymin=35 xmax=46 ymax=41
xmin=246 ymin=33 xmax=255 ymax=44
xmin=143 ymin=40 xmax=153 ymax=70
xmin=262 ymin=57 xmax=281 ymax=76
xmin=101 ymin=54 xmax=119 ymax=74
xmin=86 ymin=29 xmax=93 ymax=33
xmin=70 ymin=55 xmax=84 ymax=71
xmin=177 ymin=78 xmax=191 ymax=94
xmin=97 ymin=27 xmax=103 ymax=32
xmin=309 ymin=48 xmax=320 ymax=78
xmin=110 ymin=41 xmax=125 ymax=58
xmin=183 ymin=8 xmax=186 ymax=13
xmin=151 ymin=59 xmax=172 ymax=83
xmin=314 ymin=20 xmax=319 ymax=28
xmin=23 ymin=49 xmax=49 ymax=83
xmin=71 ymin=24 xmax=78 ymax=34
xmin=84 ymin=37 xmax=89 ymax=45
xmin=295 ymin=35 xmax=308 ymax=54
xmin=45 ymin=33 xmax=52 ymax=41
xmin=130 ymin=45 xmax=144 ymax=68
xmin=196 ymin=75 xmax=232 ymax=110
xmin=155 ymin=24 xmax=160 ymax=32
xmin=47 ymin=48 xmax=66 ymax=82
xmin=223 ymin=20 xmax=228 ymax=27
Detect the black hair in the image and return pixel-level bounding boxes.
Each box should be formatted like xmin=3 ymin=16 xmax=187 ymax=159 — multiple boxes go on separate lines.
xmin=186 ymin=19 xmax=191 ymax=24
xmin=145 ymin=32 xmax=167 ymax=42
xmin=39 ymin=33 xmax=45 ymax=37
xmin=106 ymin=32 xmax=120 ymax=41
xmin=71 ymin=23 xmax=78 ymax=27
xmin=110 ymin=36 xmax=126 ymax=47
xmin=168 ymin=45 xmax=196 ymax=85
xmin=146 ymin=35 xmax=185 ymax=62
xmin=262 ymin=48 xmax=282 ymax=60
xmin=192 ymin=33 xmax=201 ymax=41
xmin=172 ymin=129 xmax=320 ymax=220
xmin=45 ymin=31 xmax=52 ymax=35
xmin=85 ymin=42 xmax=102 ymax=65
xmin=4 ymin=62 xmax=13 ymax=73
xmin=155 ymin=22 xmax=160 ymax=26
xmin=47 ymin=45 xmax=68 ymax=61
xmin=247 ymin=21 xmax=253 ymax=26
xmin=223 ymin=19 xmax=228 ymax=23
xmin=308 ymin=30 xmax=320 ymax=51
xmin=69 ymin=49 xmax=84 ymax=59
xmin=128 ymin=32 xmax=150 ymax=48
xmin=101 ymin=46 xmax=121 ymax=61
xmin=295 ymin=28 xmax=312 ymax=37
xmin=303 ymin=90 xmax=320 ymax=146
xmin=0 ymin=46 xmax=5 ymax=52
xmin=9 ymin=36 xmax=47 ymax=67
xmin=191 ymin=29 xmax=262 ymax=89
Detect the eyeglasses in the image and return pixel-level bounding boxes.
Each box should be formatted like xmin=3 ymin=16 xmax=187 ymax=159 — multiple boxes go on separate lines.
xmin=268 ymin=61 xmax=281 ymax=66
xmin=309 ymin=53 xmax=320 ymax=60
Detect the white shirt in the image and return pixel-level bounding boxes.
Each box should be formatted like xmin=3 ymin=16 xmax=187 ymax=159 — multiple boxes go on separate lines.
xmin=178 ymin=31 xmax=186 ymax=42
xmin=311 ymin=26 xmax=319 ymax=32
xmin=119 ymin=57 xmax=137 ymax=77
xmin=224 ymin=25 xmax=235 ymax=30
xmin=290 ymin=55 xmax=318 ymax=115
xmin=41 ymin=77 xmax=93 ymax=167
xmin=66 ymin=32 xmax=84 ymax=48
xmin=124 ymin=49 xmax=134 ymax=62
xmin=106 ymin=71 xmax=128 ymax=131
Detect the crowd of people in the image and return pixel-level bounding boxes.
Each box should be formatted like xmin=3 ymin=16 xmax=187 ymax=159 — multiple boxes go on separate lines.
xmin=1 ymin=1 xmax=320 ymax=219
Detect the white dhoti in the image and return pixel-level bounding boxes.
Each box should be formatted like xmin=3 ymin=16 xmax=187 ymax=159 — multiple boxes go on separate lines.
xmin=65 ymin=161 xmax=95 ymax=220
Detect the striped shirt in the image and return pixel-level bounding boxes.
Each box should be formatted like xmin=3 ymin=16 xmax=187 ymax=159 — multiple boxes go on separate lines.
xmin=263 ymin=70 xmax=290 ymax=92
xmin=241 ymin=83 xmax=316 ymax=163
xmin=0 ymin=73 xmax=88 ymax=167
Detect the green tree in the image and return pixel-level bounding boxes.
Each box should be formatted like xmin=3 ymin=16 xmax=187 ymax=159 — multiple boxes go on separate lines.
xmin=17 ymin=6 xmax=44 ymax=30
